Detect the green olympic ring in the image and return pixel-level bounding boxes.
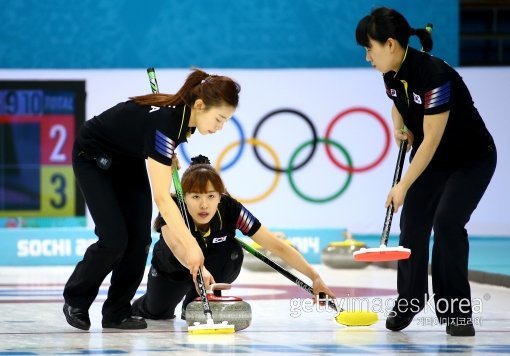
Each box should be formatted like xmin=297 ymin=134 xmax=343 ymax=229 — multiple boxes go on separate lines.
xmin=287 ymin=138 xmax=353 ymax=203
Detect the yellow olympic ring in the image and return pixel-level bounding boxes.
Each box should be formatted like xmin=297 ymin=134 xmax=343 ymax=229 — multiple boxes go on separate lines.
xmin=216 ymin=138 xmax=281 ymax=204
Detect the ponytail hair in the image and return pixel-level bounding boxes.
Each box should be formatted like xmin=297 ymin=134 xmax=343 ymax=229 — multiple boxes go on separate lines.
xmin=131 ymin=68 xmax=241 ymax=109
xmin=356 ymin=7 xmax=433 ymax=53
xmin=152 ymin=154 xmax=228 ymax=232
xmin=413 ymin=26 xmax=433 ymax=52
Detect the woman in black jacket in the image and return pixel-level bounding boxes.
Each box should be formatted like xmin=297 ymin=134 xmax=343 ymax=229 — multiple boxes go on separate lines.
xmin=63 ymin=70 xmax=240 ymax=330
xmin=133 ymin=155 xmax=335 ymax=321
xmin=356 ymin=7 xmax=496 ymax=336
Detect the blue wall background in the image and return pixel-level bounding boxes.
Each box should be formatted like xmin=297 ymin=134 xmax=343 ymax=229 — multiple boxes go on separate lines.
xmin=0 ymin=0 xmax=458 ymax=69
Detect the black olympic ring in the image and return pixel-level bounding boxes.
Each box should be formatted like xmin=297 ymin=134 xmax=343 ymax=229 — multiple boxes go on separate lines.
xmin=252 ymin=109 xmax=318 ymax=173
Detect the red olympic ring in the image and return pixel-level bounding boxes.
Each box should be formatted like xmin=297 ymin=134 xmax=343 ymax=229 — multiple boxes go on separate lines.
xmin=325 ymin=107 xmax=391 ymax=173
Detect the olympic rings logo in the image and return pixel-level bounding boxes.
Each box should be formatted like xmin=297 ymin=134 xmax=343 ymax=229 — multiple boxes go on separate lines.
xmin=179 ymin=107 xmax=391 ymax=204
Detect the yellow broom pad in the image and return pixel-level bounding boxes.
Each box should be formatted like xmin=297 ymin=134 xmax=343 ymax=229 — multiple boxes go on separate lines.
xmin=335 ymin=310 xmax=378 ymax=326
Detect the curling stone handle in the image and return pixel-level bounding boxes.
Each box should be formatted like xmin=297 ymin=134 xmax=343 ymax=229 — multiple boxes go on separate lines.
xmin=380 ymin=139 xmax=407 ymax=247
xmin=209 ymin=283 xmax=231 ymax=291
xmin=206 ymin=283 xmax=231 ymax=297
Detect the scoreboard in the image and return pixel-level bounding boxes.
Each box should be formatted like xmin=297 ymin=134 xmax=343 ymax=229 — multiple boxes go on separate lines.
xmin=0 ymin=81 xmax=86 ymax=224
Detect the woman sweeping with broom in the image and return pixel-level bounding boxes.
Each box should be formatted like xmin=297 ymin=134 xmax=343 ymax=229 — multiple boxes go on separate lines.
xmin=62 ymin=69 xmax=241 ymax=331
xmin=355 ymin=7 xmax=497 ymax=336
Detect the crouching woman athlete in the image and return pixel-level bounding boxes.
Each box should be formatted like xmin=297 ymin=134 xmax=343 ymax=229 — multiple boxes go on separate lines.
xmin=133 ymin=155 xmax=335 ymax=320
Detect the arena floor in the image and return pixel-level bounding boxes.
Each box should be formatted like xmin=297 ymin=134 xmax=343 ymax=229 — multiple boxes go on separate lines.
xmin=0 ymin=263 xmax=509 ymax=355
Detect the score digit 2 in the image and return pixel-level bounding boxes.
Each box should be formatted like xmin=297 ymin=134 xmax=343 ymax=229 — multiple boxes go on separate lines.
xmin=40 ymin=115 xmax=75 ymax=215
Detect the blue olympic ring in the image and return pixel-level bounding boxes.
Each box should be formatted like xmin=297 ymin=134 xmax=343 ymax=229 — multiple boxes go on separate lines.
xmin=179 ymin=116 xmax=245 ymax=171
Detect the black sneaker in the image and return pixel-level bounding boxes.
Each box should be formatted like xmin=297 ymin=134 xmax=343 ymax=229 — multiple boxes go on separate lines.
xmin=63 ymin=303 xmax=91 ymax=331
xmin=386 ymin=312 xmax=415 ymax=331
xmin=447 ymin=322 xmax=475 ymax=336
xmin=102 ymin=316 xmax=147 ymax=329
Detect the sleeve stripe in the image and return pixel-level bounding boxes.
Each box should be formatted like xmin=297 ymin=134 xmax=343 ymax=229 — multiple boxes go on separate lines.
xmin=155 ymin=130 xmax=176 ymax=158
xmin=236 ymin=207 xmax=255 ymax=234
xmin=424 ymin=82 xmax=450 ymax=109
xmin=237 ymin=210 xmax=248 ymax=232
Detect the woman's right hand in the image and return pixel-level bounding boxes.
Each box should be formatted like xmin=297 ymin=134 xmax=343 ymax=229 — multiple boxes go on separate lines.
xmin=194 ymin=266 xmax=216 ymax=294
xmin=172 ymin=153 xmax=181 ymax=171
xmin=185 ymin=240 xmax=205 ymax=283
xmin=385 ymin=182 xmax=408 ymax=213
xmin=393 ymin=128 xmax=414 ymax=151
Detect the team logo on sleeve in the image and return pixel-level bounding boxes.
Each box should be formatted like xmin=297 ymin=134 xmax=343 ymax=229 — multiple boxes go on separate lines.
xmin=390 ymin=89 xmax=397 ymax=97
xmin=212 ymin=236 xmax=227 ymax=243
xmin=413 ymin=92 xmax=422 ymax=104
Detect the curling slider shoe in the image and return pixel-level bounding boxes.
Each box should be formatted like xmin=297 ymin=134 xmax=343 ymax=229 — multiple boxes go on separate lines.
xmin=334 ymin=310 xmax=378 ymax=326
xmin=353 ymin=245 xmax=411 ymax=262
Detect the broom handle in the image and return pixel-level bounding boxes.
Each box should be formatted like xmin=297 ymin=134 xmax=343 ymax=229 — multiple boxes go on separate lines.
xmin=380 ymin=139 xmax=407 ymax=247
xmin=235 ymin=237 xmax=338 ymax=312
xmin=147 ymin=67 xmax=214 ymax=321
xmin=147 ymin=67 xmax=159 ymax=94
xmin=172 ymin=169 xmax=214 ymax=321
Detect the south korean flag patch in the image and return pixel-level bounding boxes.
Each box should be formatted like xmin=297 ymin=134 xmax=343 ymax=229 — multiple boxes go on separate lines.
xmin=413 ymin=92 xmax=422 ymax=104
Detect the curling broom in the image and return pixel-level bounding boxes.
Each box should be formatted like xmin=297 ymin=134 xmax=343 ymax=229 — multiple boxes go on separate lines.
xmin=353 ymin=139 xmax=411 ymax=262
xmin=236 ymin=237 xmax=378 ymax=326
xmin=147 ymin=67 xmax=235 ymax=334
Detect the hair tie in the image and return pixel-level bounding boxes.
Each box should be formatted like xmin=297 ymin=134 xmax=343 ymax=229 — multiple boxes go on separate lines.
xmin=190 ymin=154 xmax=211 ymax=165
xmin=201 ymin=75 xmax=212 ymax=84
